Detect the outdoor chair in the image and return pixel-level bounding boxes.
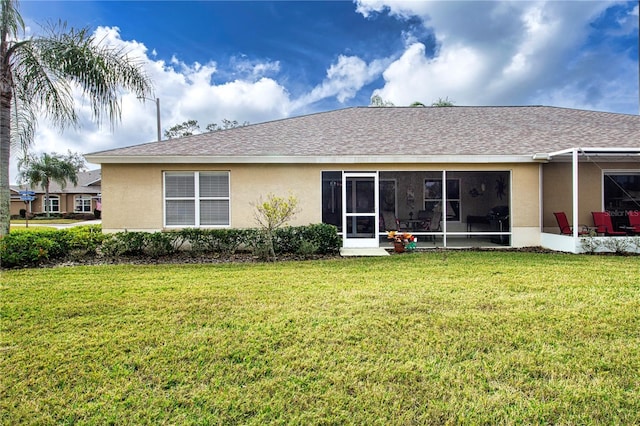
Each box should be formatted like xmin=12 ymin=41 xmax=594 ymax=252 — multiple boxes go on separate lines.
xmin=627 ymin=211 xmax=640 ymax=233
xmin=425 ymin=205 xmax=443 ymax=233
xmin=380 ymin=210 xmax=400 ymax=231
xmin=416 ymin=210 xmax=432 ymax=231
xmin=591 ymin=211 xmax=626 ymax=236
xmin=553 ymin=212 xmax=590 ymax=235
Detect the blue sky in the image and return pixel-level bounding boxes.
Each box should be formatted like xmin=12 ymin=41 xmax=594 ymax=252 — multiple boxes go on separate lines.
xmin=10 ymin=0 xmax=640 ymax=180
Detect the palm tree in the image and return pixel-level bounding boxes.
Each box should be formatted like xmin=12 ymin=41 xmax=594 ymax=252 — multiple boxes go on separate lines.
xmin=17 ymin=151 xmax=84 ymax=217
xmin=0 ymin=0 xmax=153 ymax=235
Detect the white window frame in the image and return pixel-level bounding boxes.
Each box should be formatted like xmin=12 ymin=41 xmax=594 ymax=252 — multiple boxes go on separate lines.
xmin=74 ymin=195 xmax=93 ymax=212
xmin=45 ymin=195 xmax=60 ymax=213
xmin=163 ymin=171 xmax=230 ymax=228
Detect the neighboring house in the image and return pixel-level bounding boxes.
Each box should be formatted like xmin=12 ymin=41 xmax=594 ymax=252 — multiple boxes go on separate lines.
xmin=10 ymin=169 xmax=102 ymax=217
xmin=85 ymin=106 xmax=640 ymax=253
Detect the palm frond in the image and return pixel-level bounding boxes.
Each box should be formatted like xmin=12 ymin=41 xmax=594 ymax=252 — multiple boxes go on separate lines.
xmin=31 ymin=23 xmax=153 ymax=128
xmin=10 ymin=37 xmax=78 ymax=130
xmin=10 ymin=83 xmax=37 ymax=155
xmin=0 ymin=0 xmax=25 ymax=42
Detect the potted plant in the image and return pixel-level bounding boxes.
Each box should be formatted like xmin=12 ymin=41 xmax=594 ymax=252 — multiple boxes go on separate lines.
xmin=387 ymin=231 xmax=417 ymax=253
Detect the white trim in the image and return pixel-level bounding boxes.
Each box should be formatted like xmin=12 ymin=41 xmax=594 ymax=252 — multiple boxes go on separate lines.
xmin=342 ymin=172 xmax=379 ymax=248
xmin=86 ymin=154 xmax=537 ymax=165
xmin=163 ymin=171 xmax=231 ymax=228
xmin=547 ymin=147 xmax=640 ymax=158
xmin=74 ymin=194 xmax=93 ymax=213
xmin=572 ymin=149 xmax=579 ymax=238
xmin=45 ymin=195 xmax=60 ymax=213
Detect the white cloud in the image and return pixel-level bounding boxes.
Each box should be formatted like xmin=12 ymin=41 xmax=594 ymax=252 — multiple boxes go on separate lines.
xmin=358 ymin=0 xmax=637 ymax=109
xmin=11 ymin=24 xmax=382 ymax=182
xmin=10 ymin=26 xmax=298 ymax=182
xmin=294 ymin=55 xmax=388 ymax=107
xmin=373 ymin=42 xmax=487 ymax=105
xmin=10 ymin=2 xmax=638 ymax=184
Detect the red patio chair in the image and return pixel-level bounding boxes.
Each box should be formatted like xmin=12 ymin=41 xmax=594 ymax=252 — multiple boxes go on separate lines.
xmin=627 ymin=211 xmax=640 ymax=233
xmin=591 ymin=212 xmax=626 ymax=236
xmin=553 ymin=212 xmax=589 ymax=235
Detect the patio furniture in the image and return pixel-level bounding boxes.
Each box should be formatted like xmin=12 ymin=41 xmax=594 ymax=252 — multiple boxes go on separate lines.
xmin=380 ymin=210 xmax=400 ymax=231
xmin=626 ymin=211 xmax=640 ymax=234
xmin=591 ymin=211 xmax=626 ymax=236
xmin=466 ymin=215 xmax=490 ymax=233
xmin=553 ymin=212 xmax=590 ymax=235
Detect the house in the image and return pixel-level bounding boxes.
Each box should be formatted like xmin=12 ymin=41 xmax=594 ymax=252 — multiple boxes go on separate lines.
xmin=85 ymin=106 xmax=640 ymax=253
xmin=10 ymin=169 xmax=102 ymax=217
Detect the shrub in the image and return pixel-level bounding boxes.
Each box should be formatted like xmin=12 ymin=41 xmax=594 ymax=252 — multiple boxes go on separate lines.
xmin=273 ymin=226 xmax=302 ymax=254
xmin=0 ymin=225 xmax=106 ymax=268
xmin=300 ymin=223 xmax=341 ymax=254
xmin=100 ymin=231 xmax=147 ymax=258
xmin=66 ymin=225 xmax=105 ymax=254
xmin=0 ymin=232 xmax=57 ymax=267
xmin=601 ymin=237 xmax=633 ymax=255
xmin=179 ymin=228 xmax=256 ymax=254
xmin=1 ymin=223 xmax=340 ymax=269
xmin=252 ymin=192 xmax=300 ymax=261
xmin=143 ymin=232 xmax=184 ymax=258
xmin=297 ymin=240 xmax=320 ymax=257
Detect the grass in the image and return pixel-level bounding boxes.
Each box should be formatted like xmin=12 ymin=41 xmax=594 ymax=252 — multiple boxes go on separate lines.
xmin=1 ymin=251 xmax=639 ymax=424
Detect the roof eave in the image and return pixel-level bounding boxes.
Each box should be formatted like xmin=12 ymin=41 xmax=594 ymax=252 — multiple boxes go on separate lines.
xmin=85 ymin=154 xmax=538 ymax=165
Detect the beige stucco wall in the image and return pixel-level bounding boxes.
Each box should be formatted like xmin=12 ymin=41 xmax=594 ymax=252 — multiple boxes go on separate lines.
xmin=101 ymin=162 xmax=542 ymax=247
xmin=542 ymin=162 xmax=639 ymax=232
xmin=101 ymin=163 xmax=323 ymax=232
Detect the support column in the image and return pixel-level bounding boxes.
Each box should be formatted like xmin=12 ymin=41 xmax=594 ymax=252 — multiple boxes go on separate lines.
xmin=572 ymin=149 xmax=579 ymax=238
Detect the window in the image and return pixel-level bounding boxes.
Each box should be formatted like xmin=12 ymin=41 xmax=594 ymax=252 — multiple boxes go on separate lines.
xmin=45 ymin=195 xmax=60 ymax=213
xmin=75 ymin=195 xmax=93 ymax=212
xmin=164 ymin=171 xmax=230 ymax=227
xmin=424 ymin=178 xmax=460 ymax=221
xmin=604 ymin=172 xmax=640 ymax=227
xmin=321 ymin=171 xmax=342 ymax=231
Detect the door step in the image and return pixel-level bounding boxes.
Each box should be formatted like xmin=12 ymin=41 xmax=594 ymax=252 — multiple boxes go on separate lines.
xmin=340 ymin=248 xmax=390 ymax=257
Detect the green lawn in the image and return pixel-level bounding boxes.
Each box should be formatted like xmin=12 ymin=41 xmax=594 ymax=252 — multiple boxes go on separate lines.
xmin=1 ymin=252 xmax=639 ymax=424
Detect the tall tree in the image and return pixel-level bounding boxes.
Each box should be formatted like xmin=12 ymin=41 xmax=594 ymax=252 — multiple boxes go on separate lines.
xmin=17 ymin=151 xmax=84 ymax=217
xmin=0 ymin=0 xmax=153 ymax=235
xmin=205 ymin=119 xmax=249 ymax=132
xmin=164 ymin=119 xmax=200 ymax=139
xmin=431 ymin=97 xmax=455 ymax=107
xmin=164 ymin=118 xmax=249 ymax=139
xmin=370 ymin=94 xmax=394 ymax=107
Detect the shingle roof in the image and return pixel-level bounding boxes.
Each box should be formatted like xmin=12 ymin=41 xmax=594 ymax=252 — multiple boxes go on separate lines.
xmin=86 ymin=106 xmax=640 ymax=163
xmin=11 ymin=169 xmax=101 ymax=194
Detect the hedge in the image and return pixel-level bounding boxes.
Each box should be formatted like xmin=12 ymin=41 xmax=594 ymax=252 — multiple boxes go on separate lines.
xmin=1 ymin=224 xmax=341 ymax=268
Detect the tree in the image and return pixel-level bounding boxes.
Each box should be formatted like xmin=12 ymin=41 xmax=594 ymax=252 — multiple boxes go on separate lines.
xmin=369 ymin=94 xmax=394 ymax=107
xmin=205 ymin=119 xmax=249 ymax=132
xmin=164 ymin=118 xmax=249 ymax=139
xmin=410 ymin=101 xmax=426 ymax=107
xmin=252 ymin=192 xmax=299 ymax=261
xmin=431 ymin=97 xmax=455 ymax=107
xmin=0 ymin=0 xmax=153 ymax=235
xmin=17 ymin=151 xmax=85 ymax=217
xmin=164 ymin=119 xmax=200 ymax=139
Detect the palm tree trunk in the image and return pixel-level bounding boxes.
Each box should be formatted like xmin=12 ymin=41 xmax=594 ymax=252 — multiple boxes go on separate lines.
xmin=0 ymin=71 xmax=12 ymax=236
xmin=44 ymin=181 xmax=50 ymax=218
xmin=0 ymin=17 xmax=13 ymax=236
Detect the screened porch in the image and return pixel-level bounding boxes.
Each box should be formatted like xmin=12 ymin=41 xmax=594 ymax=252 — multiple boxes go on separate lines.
xmin=321 ymin=170 xmax=512 ymax=249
